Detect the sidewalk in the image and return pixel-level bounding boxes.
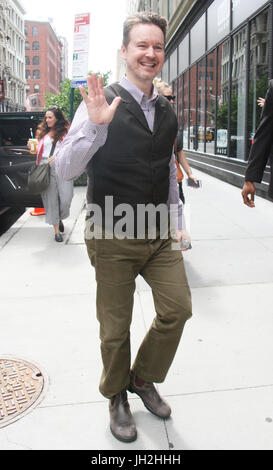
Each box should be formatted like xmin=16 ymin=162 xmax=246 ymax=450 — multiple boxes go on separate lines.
xmin=1 ymin=171 xmax=273 ymax=450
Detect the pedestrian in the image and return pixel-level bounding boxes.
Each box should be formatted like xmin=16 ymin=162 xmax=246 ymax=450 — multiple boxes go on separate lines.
xmin=32 ymin=108 xmax=74 ymax=241
xmin=242 ymin=80 xmax=273 ymax=206
xmin=154 ymin=79 xmax=197 ymax=202
xmin=154 ymin=78 xmax=196 ymax=249
xmin=55 ymin=12 xmax=192 ymax=443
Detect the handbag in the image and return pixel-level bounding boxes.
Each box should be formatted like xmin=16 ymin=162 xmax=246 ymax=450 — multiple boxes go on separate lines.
xmin=28 ymin=163 xmax=50 ymax=194
xmin=28 ymin=141 xmax=56 ymax=194
xmin=175 ymin=159 xmax=184 ymax=183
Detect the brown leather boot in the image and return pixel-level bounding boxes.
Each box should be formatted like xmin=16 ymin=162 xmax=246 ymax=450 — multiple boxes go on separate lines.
xmin=128 ymin=371 xmax=171 ymax=419
xmin=109 ymin=390 xmax=137 ymax=443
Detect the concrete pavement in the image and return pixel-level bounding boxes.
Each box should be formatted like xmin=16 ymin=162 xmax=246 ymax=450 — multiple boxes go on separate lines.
xmin=1 ymin=169 xmax=273 ymax=450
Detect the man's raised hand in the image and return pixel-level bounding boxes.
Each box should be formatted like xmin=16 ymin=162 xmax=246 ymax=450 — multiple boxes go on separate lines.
xmin=79 ymin=74 xmax=121 ymax=125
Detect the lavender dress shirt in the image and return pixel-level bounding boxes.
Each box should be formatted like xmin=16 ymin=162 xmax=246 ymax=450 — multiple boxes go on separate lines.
xmin=55 ymin=76 xmax=183 ymax=229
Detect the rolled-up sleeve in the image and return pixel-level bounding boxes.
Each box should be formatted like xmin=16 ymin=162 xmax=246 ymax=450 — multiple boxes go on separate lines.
xmin=55 ymin=102 xmax=109 ymax=181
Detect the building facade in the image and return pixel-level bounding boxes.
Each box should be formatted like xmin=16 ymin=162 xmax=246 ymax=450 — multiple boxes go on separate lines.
xmin=24 ymin=20 xmax=62 ymax=111
xmin=132 ymin=0 xmax=273 ymax=199
xmin=59 ymin=36 xmax=69 ymax=83
xmin=0 ymin=0 xmax=26 ymax=112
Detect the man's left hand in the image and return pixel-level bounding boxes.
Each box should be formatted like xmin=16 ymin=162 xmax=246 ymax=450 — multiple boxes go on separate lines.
xmin=176 ymin=229 xmax=192 ymax=251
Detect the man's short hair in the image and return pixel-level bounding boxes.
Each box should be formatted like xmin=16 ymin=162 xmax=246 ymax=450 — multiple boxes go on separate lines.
xmin=123 ymin=11 xmax=168 ymax=48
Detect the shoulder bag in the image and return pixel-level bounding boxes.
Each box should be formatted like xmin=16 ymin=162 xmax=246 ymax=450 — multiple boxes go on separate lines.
xmin=28 ymin=141 xmax=56 ymax=194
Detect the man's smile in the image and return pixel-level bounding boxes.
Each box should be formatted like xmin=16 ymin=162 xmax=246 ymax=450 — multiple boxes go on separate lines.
xmin=140 ymin=62 xmax=156 ymax=67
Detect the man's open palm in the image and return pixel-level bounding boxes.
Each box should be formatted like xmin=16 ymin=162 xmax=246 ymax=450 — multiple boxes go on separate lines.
xmin=79 ymin=74 xmax=121 ymax=125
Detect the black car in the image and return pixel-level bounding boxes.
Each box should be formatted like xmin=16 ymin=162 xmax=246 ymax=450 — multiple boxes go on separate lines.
xmin=0 ymin=112 xmax=45 ymax=210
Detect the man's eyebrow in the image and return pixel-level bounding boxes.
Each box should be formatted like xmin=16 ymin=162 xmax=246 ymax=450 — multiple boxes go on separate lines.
xmin=136 ymin=40 xmax=164 ymax=46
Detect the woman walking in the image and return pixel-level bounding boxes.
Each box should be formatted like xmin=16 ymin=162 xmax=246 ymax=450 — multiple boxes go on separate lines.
xmin=154 ymin=79 xmax=195 ymax=250
xmin=34 ymin=108 xmax=73 ymax=242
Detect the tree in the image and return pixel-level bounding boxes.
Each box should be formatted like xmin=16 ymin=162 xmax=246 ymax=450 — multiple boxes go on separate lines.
xmin=44 ymin=71 xmax=111 ymax=121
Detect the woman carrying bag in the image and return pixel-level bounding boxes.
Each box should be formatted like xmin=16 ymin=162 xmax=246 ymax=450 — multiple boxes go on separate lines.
xmin=30 ymin=107 xmax=74 ymax=242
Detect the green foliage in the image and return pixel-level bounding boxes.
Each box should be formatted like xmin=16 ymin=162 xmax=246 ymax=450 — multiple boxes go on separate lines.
xmin=44 ymin=71 xmax=112 ymax=121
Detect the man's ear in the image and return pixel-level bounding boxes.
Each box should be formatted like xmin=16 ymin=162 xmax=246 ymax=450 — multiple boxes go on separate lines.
xmin=121 ymin=44 xmax=127 ymax=60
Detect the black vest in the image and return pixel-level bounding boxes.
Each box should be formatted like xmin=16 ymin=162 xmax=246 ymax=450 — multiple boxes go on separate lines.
xmin=86 ymin=83 xmax=178 ymax=233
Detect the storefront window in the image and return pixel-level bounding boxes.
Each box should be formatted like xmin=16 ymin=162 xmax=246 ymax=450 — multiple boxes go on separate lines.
xmin=248 ymin=8 xmax=270 ymax=156
xmin=189 ymin=65 xmax=197 ymax=150
xmin=178 ymin=34 xmax=189 ymax=74
xmin=183 ymin=71 xmax=189 ymax=149
xmin=170 ymin=0 xmax=271 ymax=162
xmin=197 ymin=58 xmax=206 ymax=153
xmin=207 ymin=0 xmax=230 ymax=50
xmin=177 ymin=75 xmax=183 ymax=129
xmin=172 ymin=78 xmax=178 ymax=117
xmin=230 ymin=26 xmax=247 ymax=159
xmin=206 ymin=50 xmax=217 ymax=154
xmin=162 ymin=59 xmax=169 ymax=84
xmin=232 ymin=0 xmax=267 ymax=29
xmin=216 ymin=40 xmax=230 ymax=156
xmin=190 ymin=14 xmax=206 ymax=64
xmin=169 ymin=49 xmax=177 ymax=82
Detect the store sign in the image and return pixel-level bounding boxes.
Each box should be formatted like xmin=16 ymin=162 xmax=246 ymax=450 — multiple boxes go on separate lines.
xmin=72 ymin=13 xmax=90 ymax=88
xmin=0 ymin=80 xmax=5 ymax=100
xmin=217 ymin=129 xmax=228 ymax=148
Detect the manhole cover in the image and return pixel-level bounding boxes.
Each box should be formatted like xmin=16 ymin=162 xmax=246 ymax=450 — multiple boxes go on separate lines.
xmin=0 ymin=356 xmax=48 ymax=428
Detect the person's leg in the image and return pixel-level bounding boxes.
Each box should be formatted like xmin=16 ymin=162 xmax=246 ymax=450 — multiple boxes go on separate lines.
xmin=179 ymin=181 xmax=185 ymax=204
xmin=128 ymin=233 xmax=192 ymax=416
xmin=41 ymin=167 xmax=62 ymax=241
xmin=85 ymin=234 xmax=150 ymax=442
xmin=85 ymin=235 xmax=152 ymax=396
xmin=56 ymin=173 xmax=73 ymax=232
xmin=133 ymin=234 xmax=191 ymax=380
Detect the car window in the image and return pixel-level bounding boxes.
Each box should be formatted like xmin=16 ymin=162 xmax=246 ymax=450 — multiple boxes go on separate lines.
xmin=0 ymin=114 xmax=44 ymax=146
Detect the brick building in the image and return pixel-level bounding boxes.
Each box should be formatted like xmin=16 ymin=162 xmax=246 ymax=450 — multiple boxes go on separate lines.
xmin=24 ymin=20 xmax=62 ymax=110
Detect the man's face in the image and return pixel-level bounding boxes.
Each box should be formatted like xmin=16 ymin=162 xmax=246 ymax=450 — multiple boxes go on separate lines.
xmin=121 ymin=23 xmax=165 ymax=86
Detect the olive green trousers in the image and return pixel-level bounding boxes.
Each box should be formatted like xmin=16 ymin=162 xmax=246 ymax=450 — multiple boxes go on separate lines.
xmin=85 ymin=232 xmax=192 ymax=399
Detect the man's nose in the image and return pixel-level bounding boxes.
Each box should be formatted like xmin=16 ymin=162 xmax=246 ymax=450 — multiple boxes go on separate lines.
xmin=146 ymin=46 xmax=156 ymax=57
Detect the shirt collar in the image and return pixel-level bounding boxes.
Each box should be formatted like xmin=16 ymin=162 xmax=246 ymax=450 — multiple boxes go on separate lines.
xmin=119 ymin=75 xmax=158 ymax=106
